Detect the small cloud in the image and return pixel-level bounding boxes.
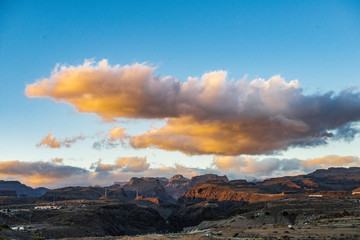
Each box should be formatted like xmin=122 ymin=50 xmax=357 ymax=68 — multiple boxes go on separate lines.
xmin=91 ymin=156 xmax=149 ymax=173
xmin=109 ymin=127 xmax=127 ymax=142
xmin=37 ymin=132 xmax=61 ymax=148
xmin=92 ymin=126 xmax=128 ymax=150
xmin=51 ymin=157 xmax=64 ymax=164
xmin=37 ymin=132 xmax=85 ymax=148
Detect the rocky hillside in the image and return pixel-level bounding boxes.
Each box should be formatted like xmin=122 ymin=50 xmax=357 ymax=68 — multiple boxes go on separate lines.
xmin=180 ymin=182 xmax=284 ymax=205
xmin=122 ymin=177 xmax=175 ymax=202
xmin=307 ymin=167 xmax=360 ymax=190
xmin=1 ymin=202 xmax=168 ymax=238
xmin=164 ymin=175 xmax=191 ymax=199
xmin=0 ymin=180 xmax=48 ymax=197
xmin=189 ymin=174 xmax=229 ymax=187
xmin=179 ymin=167 xmax=360 ymax=205
xmin=258 ymin=167 xmax=360 ymax=193
xmin=40 ymin=186 xmax=127 ymax=201
xmin=164 ymin=174 xmax=229 ymax=199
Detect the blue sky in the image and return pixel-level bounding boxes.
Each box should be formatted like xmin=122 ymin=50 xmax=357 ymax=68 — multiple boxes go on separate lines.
xmin=1 ymin=0 xmax=360 ymax=187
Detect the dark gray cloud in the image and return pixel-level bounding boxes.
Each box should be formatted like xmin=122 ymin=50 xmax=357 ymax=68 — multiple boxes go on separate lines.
xmin=0 ymin=160 xmax=89 ymax=178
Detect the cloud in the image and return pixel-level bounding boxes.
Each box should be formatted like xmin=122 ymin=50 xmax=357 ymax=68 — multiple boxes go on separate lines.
xmin=89 ymin=162 xmax=203 ymax=185
xmin=37 ymin=132 xmax=85 ymax=148
xmin=88 ymin=159 xmax=203 ymax=186
xmin=51 ymin=157 xmax=64 ymax=164
xmin=0 ymin=160 xmax=90 ymax=187
xmin=212 ymin=155 xmax=360 ymax=179
xmin=2 ymin=155 xmax=359 ymax=188
xmin=301 ymin=155 xmax=360 ymax=171
xmin=93 ymin=126 xmax=128 ymax=150
xmin=25 ymin=59 xmax=176 ymax=120
xmin=91 ymin=157 xmax=150 ymax=173
xmin=37 ymin=132 xmax=61 ymax=148
xmin=26 ymin=60 xmax=360 ymax=155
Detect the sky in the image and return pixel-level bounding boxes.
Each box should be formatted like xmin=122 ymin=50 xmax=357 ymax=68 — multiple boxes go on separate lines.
xmin=1 ymin=0 xmax=360 ymax=188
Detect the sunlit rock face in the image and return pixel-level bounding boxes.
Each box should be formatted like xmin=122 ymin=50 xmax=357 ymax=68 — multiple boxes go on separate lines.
xmin=178 ymin=167 xmax=360 ymax=205
xmin=163 ymin=174 xmax=229 ymax=199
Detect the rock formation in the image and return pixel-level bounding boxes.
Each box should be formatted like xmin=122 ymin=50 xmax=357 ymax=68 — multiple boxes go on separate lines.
xmin=122 ymin=177 xmax=175 ymax=202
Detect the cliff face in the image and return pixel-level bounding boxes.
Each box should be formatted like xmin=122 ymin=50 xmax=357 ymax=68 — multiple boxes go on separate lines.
xmin=164 ymin=174 xmax=230 ymax=199
xmin=122 ymin=177 xmax=175 ymax=202
xmin=164 ymin=175 xmax=191 ymax=199
xmin=179 ymin=182 xmax=284 ymax=205
xmin=119 ymin=174 xmax=231 ymax=201
xmin=0 ymin=180 xmax=48 ymax=197
xmin=259 ymin=167 xmax=360 ymax=193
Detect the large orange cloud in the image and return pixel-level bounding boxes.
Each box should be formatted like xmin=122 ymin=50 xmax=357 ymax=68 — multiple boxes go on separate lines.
xmin=129 ymin=116 xmax=301 ymax=155
xmin=26 ymin=60 xmax=178 ymax=120
xmin=26 ymin=60 xmax=360 ymax=155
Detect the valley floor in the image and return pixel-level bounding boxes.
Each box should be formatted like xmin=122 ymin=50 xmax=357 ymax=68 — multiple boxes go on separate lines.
xmin=1 ymin=195 xmax=360 ymax=239
xmin=58 ymin=215 xmax=360 ymax=240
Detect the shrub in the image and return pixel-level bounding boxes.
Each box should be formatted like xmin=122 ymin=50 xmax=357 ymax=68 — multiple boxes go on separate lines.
xmin=0 ymin=224 xmax=9 ymax=229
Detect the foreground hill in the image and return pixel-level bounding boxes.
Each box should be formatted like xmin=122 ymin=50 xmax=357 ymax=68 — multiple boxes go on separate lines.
xmin=0 ymin=202 xmax=168 ymax=238
xmin=40 ymin=186 xmax=127 ymax=201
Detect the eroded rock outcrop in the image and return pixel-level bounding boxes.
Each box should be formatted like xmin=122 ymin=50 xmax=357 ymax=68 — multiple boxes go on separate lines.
xmin=164 ymin=175 xmax=191 ymax=199
xmin=179 ymin=182 xmax=284 ymax=205
xmin=164 ymin=174 xmax=230 ymax=199
xmin=122 ymin=177 xmax=175 ymax=202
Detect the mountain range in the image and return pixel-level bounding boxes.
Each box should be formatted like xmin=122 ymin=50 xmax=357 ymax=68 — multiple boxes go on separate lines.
xmin=1 ymin=167 xmax=360 ymax=202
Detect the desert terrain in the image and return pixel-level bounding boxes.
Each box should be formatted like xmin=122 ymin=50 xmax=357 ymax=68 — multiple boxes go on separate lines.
xmin=0 ymin=168 xmax=360 ymax=239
